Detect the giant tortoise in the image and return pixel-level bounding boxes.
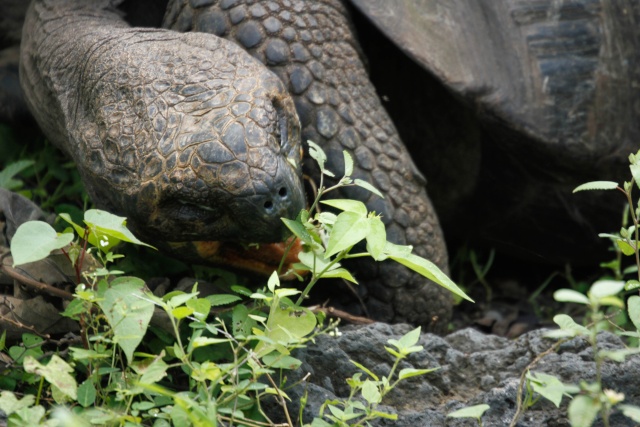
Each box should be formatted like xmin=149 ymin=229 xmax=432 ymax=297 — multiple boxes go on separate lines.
xmin=0 ymin=0 xmax=637 ymax=331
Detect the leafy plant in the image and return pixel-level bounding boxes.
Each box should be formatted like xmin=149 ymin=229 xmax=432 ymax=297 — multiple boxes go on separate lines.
xmin=447 ymin=404 xmax=490 ymax=427
xmin=507 ymin=150 xmax=640 ymax=427
xmin=0 ymin=141 xmax=466 ymax=426
xmin=309 ymin=327 xmax=437 ymax=427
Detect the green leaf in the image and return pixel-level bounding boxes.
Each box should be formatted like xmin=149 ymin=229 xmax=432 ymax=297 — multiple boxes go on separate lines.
xmin=387 ymin=251 xmax=473 ymax=302
xmin=97 ymin=277 xmax=154 ymax=364
xmin=172 ymin=306 xmax=194 ymax=319
xmin=77 ymin=380 xmax=97 ymax=408
xmin=23 ymin=355 xmax=77 ymax=401
xmin=84 ymin=209 xmax=155 ymax=251
xmin=526 ymin=372 xmax=567 ymax=408
xmin=388 ymin=326 xmax=421 ymax=351
xmin=318 ymin=267 xmax=357 ymax=283
xmin=0 ymin=160 xmax=35 ymax=190
xmin=600 ymin=347 xmax=640 ymax=362
xmin=553 ymin=289 xmax=589 ymax=305
xmin=620 ymin=404 xmax=640 ymax=422
xmin=547 ymin=314 xmax=590 ymax=337
xmin=343 ymin=151 xmax=354 ymax=177
xmin=447 ymin=404 xmax=490 ymax=419
xmin=206 ymin=294 xmax=242 ymax=306
xmin=11 ymin=221 xmax=74 ymax=266
xmin=186 ymin=298 xmax=211 ymax=321
xmin=0 ymin=391 xmax=35 ymax=415
xmin=321 ymin=199 xmax=368 ymax=216
xmin=353 ymin=179 xmax=384 ymax=198
xmin=255 ymin=304 xmax=316 ymax=357
xmin=631 ymin=164 xmax=640 ymax=189
xmin=626 ymin=280 xmax=640 ymax=291
xmin=617 ymin=239 xmax=636 ymax=256
xmin=589 ymin=280 xmax=625 ymax=299
xmin=307 ymin=140 xmax=327 ymax=171
xmin=361 ymin=380 xmax=381 ymax=404
xmin=350 ymin=360 xmax=379 ymax=381
xmin=572 ymin=181 xmax=619 ymax=192
xmin=629 ymin=295 xmax=640 ymax=331
xmin=267 ymin=271 xmax=280 ymax=293
xmin=568 ymin=395 xmax=600 ymax=427
xmin=262 ymin=353 xmax=303 ymax=370
xmin=398 ymin=367 xmax=438 ymax=380
xmin=366 ymin=216 xmax=387 ymax=260
xmin=324 ymin=211 xmax=370 ymax=258
xmin=281 ymin=216 xmax=313 ymax=245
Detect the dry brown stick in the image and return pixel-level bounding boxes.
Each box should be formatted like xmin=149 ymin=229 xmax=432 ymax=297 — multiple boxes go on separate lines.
xmin=308 ymin=305 xmax=375 ymax=325
xmin=1 ymin=262 xmax=74 ymax=300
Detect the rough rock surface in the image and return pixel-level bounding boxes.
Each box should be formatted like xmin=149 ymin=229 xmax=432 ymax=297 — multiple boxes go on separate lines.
xmin=265 ymin=323 xmax=640 ymax=426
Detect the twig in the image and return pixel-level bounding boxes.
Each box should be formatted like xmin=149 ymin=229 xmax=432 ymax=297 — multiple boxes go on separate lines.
xmin=308 ymin=305 xmax=375 ymax=325
xmin=509 ymin=338 xmax=567 ymax=427
xmin=1 ymin=261 xmax=74 ymax=300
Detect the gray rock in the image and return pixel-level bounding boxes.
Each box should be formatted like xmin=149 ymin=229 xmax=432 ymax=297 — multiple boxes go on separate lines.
xmin=266 ymin=323 xmax=640 ymax=426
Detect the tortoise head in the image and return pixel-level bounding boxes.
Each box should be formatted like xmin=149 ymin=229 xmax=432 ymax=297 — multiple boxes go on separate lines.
xmin=63 ymin=31 xmax=305 ymax=246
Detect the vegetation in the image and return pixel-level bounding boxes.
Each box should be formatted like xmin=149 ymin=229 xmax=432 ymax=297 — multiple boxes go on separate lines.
xmin=451 ymin=150 xmax=640 ymax=427
xmin=0 ymin=139 xmax=467 ymax=426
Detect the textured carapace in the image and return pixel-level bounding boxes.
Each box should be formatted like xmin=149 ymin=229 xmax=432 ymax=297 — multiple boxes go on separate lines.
xmin=164 ymin=0 xmax=453 ymax=329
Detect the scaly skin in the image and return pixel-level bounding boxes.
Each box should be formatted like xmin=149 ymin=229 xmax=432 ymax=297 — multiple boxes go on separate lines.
xmin=164 ymin=0 xmax=452 ymax=330
xmin=20 ymin=0 xmax=305 ymax=247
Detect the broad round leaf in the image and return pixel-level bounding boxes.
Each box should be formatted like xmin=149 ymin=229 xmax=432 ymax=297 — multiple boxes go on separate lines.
xmin=553 ymin=289 xmax=589 ymax=305
xmin=589 ymin=280 xmax=625 ymax=299
xmin=11 ymin=221 xmax=74 ymax=266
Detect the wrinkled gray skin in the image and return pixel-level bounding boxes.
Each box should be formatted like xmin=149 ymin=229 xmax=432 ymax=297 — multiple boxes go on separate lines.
xmin=14 ymin=0 xmax=452 ymax=330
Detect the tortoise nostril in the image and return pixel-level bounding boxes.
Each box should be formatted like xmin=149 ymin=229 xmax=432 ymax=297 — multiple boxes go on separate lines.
xmin=264 ymin=200 xmax=274 ymax=210
xmin=278 ymin=187 xmax=287 ymax=198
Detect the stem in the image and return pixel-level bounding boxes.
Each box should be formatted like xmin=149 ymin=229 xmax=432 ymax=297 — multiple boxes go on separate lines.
xmin=295 ymin=251 xmax=347 ymax=305
xmin=623 ymin=184 xmax=640 ymax=282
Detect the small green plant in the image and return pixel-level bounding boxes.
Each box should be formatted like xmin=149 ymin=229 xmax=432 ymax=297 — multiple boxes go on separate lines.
xmin=447 ymin=404 xmax=490 ymax=426
xmin=308 ymin=327 xmax=437 ymax=426
xmin=508 ymin=150 xmax=640 ymax=427
xmin=0 ymin=141 xmax=467 ymax=426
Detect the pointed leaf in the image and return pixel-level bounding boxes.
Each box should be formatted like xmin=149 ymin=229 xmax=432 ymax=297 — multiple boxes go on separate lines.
xmin=282 ymin=215 xmax=313 ymax=245
xmin=343 ymin=151 xmax=354 ymax=176
xmin=366 ymin=216 xmax=386 ymax=260
xmin=321 ymin=199 xmax=368 ymax=216
xmin=572 ymin=181 xmax=619 ymax=192
xmin=307 ymin=140 xmax=327 ymax=170
xmin=620 ymin=404 xmax=640 ymax=422
xmin=388 ymin=252 xmax=473 ymax=302
xmin=0 ymin=160 xmax=35 ymax=190
xmin=398 ymin=367 xmax=438 ymax=380
xmin=84 ymin=209 xmax=154 ymax=250
xmin=97 ymin=277 xmax=154 ymax=364
xmin=447 ymin=404 xmax=490 ymax=419
xmin=325 ymin=211 xmax=370 ymax=258
xmin=353 ymin=179 xmax=384 ymax=198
